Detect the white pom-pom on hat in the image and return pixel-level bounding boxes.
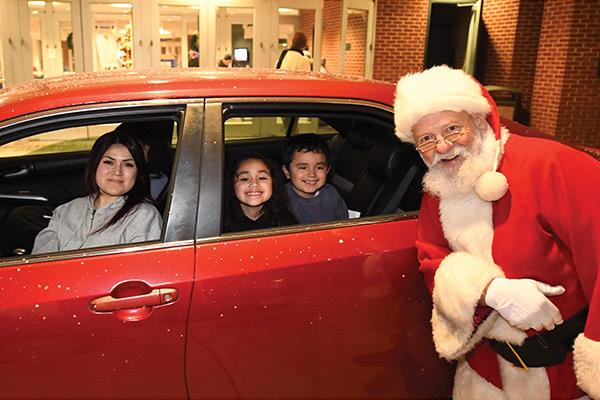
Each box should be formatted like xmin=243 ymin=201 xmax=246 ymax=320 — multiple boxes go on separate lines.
xmin=475 ymin=171 xmax=508 ymax=202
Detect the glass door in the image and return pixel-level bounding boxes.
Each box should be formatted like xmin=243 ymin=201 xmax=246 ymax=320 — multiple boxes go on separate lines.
xmin=339 ymin=0 xmax=374 ymax=78
xmin=215 ymin=6 xmax=255 ymax=68
xmin=27 ymin=1 xmax=74 ymax=78
xmin=158 ymin=4 xmax=200 ymax=68
xmin=81 ymin=1 xmax=135 ymax=71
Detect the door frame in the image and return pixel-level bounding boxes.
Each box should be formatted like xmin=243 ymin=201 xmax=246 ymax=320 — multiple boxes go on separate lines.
xmin=423 ymin=0 xmax=483 ymax=75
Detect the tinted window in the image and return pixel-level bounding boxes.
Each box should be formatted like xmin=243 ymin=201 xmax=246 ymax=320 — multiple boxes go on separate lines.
xmin=220 ymin=104 xmax=426 ymax=235
xmin=0 ymin=116 xmax=179 ymax=258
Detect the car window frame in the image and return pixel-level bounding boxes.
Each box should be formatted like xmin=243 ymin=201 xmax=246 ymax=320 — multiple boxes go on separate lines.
xmin=0 ymin=100 xmax=202 ymax=266
xmin=195 ymin=97 xmax=420 ymax=243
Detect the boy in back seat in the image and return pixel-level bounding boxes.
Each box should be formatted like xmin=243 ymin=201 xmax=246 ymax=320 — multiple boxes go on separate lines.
xmin=282 ymin=134 xmax=348 ymax=224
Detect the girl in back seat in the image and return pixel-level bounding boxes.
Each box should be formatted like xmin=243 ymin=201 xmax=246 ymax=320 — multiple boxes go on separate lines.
xmin=223 ymin=154 xmax=296 ymax=233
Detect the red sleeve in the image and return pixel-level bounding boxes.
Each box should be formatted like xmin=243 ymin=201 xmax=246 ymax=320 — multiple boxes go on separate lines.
xmin=538 ymin=147 xmax=600 ymax=341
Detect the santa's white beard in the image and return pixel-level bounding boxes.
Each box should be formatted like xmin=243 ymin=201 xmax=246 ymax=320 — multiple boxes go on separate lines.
xmin=422 ymin=126 xmax=498 ymax=199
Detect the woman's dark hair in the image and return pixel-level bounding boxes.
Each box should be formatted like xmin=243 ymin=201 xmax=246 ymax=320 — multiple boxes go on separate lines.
xmin=291 ymin=32 xmax=307 ymax=50
xmin=223 ymin=154 xmax=289 ymax=232
xmin=84 ymin=130 xmax=151 ymax=231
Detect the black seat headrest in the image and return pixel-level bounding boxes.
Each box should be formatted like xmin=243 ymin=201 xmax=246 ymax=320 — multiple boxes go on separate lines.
xmin=368 ymin=143 xmax=401 ymax=176
xmin=346 ymin=129 xmax=372 ymax=149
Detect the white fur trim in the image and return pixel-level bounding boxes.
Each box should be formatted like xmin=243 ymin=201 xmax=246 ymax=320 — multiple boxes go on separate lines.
xmin=440 ymin=191 xmax=495 ymax=257
xmin=499 ymin=356 xmax=550 ymax=400
xmin=453 ymin=360 xmax=505 ymax=400
xmin=573 ymin=333 xmax=600 ymax=399
xmin=431 ymin=251 xmax=525 ymax=360
xmin=431 ymin=252 xmax=504 ymax=359
xmin=485 ymin=317 xmax=527 ymax=345
xmin=453 ymin=357 xmax=550 ymax=400
xmin=394 ymin=65 xmax=491 ymax=144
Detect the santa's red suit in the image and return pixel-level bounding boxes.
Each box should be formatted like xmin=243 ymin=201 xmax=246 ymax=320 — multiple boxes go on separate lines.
xmin=394 ymin=66 xmax=600 ymax=400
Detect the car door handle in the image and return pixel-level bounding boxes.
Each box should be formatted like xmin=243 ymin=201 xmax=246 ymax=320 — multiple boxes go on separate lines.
xmin=2 ymin=166 xmax=31 ymax=179
xmin=90 ymin=288 xmax=178 ymax=312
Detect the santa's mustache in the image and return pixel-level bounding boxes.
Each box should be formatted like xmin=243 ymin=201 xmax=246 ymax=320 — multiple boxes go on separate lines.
xmin=427 ymin=145 xmax=468 ymax=168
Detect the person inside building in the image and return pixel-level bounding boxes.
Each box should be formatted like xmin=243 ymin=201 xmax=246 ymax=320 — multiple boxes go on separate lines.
xmin=393 ymin=65 xmax=599 ymax=399
xmin=218 ymin=54 xmax=232 ymax=68
xmin=32 ymin=130 xmax=162 ymax=254
xmin=275 ymin=31 xmax=312 ymax=72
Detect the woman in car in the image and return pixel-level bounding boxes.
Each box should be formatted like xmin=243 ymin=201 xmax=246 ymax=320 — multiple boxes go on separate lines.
xmin=223 ymin=154 xmax=296 ymax=233
xmin=32 ymin=131 xmax=162 ymax=253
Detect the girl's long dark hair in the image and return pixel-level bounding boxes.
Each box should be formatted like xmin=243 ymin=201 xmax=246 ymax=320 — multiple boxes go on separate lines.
xmin=223 ymin=154 xmax=289 ymax=232
xmin=84 ymin=130 xmax=151 ymax=231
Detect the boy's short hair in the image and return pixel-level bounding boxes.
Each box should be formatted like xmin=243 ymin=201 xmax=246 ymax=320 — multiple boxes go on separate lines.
xmin=282 ymin=133 xmax=330 ymax=167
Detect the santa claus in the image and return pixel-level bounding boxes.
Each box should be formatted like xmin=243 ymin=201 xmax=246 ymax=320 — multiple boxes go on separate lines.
xmin=394 ymin=65 xmax=599 ymax=399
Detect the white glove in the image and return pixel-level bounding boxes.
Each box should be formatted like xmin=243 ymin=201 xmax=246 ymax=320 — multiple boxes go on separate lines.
xmin=484 ymin=278 xmax=565 ymax=331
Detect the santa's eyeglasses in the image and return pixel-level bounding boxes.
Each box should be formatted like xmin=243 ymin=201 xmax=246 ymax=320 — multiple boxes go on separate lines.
xmin=415 ymin=124 xmax=466 ymax=153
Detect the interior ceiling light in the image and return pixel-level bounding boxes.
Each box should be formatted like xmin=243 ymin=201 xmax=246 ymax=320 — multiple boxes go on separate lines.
xmin=109 ymin=3 xmax=133 ymax=9
xmin=28 ymin=1 xmax=46 ymax=6
xmin=159 ymin=27 xmax=171 ymax=35
xmin=278 ymin=8 xmax=299 ymax=16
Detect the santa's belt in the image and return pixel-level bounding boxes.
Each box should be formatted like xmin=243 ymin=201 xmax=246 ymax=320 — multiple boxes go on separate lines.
xmin=489 ymin=307 xmax=588 ymax=369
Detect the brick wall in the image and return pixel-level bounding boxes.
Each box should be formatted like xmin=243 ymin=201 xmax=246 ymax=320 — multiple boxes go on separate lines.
xmin=555 ymin=1 xmax=600 ymax=147
xmin=343 ymin=11 xmax=368 ymax=77
xmin=322 ymin=0 xmax=342 ymax=74
xmin=530 ymin=2 xmax=572 ymax=136
xmin=480 ymin=0 xmax=543 ymax=112
xmin=299 ymin=10 xmax=316 ymax=69
xmin=372 ymin=0 xmax=429 ymax=83
xmin=300 ymin=10 xmax=315 ymax=49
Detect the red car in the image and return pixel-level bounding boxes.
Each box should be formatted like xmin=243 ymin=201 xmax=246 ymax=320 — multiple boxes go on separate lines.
xmin=0 ymin=69 xmax=456 ymax=399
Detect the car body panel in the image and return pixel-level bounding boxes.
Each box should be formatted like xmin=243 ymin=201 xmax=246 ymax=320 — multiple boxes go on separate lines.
xmin=187 ymin=219 xmax=453 ymax=399
xmin=0 ymin=245 xmax=194 ymax=399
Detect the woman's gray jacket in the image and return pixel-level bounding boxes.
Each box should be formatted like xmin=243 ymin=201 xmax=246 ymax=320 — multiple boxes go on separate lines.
xmin=32 ymin=195 xmax=162 ymax=254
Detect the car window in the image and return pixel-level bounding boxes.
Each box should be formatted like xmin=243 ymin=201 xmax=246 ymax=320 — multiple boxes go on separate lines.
xmin=0 ymin=116 xmax=180 ymax=259
xmin=220 ymin=106 xmax=426 ymax=235
xmin=0 ymin=123 xmax=120 ymax=158
xmin=224 ymin=116 xmax=337 ymax=141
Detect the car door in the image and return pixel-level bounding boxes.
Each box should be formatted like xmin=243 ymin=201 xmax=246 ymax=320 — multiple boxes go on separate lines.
xmin=185 ymin=100 xmax=453 ymax=399
xmin=0 ymin=103 xmax=200 ymax=399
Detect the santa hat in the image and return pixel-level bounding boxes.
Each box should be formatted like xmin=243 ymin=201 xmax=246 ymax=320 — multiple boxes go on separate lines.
xmin=394 ymin=65 xmax=508 ymax=202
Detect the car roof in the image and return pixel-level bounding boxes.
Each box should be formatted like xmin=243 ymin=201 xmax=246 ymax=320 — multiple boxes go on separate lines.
xmin=0 ymin=69 xmax=396 ymax=122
